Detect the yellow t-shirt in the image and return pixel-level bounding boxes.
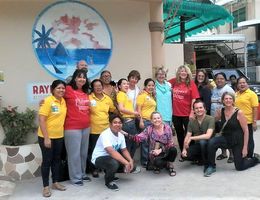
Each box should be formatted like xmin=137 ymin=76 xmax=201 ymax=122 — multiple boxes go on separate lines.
xmin=235 ymin=89 xmax=259 ymax=124
xmin=38 ymin=95 xmax=67 ymax=139
xmin=90 ymin=93 xmax=116 ymax=134
xmin=117 ymin=91 xmax=135 ymax=118
xmin=137 ymin=91 xmax=156 ymax=120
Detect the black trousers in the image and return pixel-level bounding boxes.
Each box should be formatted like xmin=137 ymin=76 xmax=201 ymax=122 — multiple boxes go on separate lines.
xmin=173 ymin=116 xmax=189 ymax=151
xmin=95 ymin=156 xmax=123 ymax=185
xmin=248 ymin=124 xmax=254 ymax=158
xmin=185 ymin=140 xmax=209 ymax=166
xmin=153 ymin=147 xmax=177 ymax=169
xmin=207 ymin=136 xmax=258 ymax=171
xmin=38 ymin=137 xmax=63 ymax=187
xmin=87 ymin=134 xmax=100 ymax=173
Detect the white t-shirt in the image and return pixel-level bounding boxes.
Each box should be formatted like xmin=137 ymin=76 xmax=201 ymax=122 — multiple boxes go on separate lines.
xmin=211 ymin=84 xmax=235 ymax=116
xmin=127 ymin=85 xmax=140 ymax=109
xmin=91 ymin=127 xmax=126 ymax=164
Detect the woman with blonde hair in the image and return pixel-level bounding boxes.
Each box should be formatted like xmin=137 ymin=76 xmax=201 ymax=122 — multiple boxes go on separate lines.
xmin=169 ymin=65 xmax=200 ymax=160
xmin=155 ymin=67 xmax=172 ymax=125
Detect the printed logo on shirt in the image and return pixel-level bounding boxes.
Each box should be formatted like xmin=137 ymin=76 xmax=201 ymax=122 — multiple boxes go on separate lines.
xmin=51 ymin=103 xmax=59 ymax=114
xmin=113 ymin=143 xmax=121 ymax=151
xmin=90 ymin=99 xmax=97 ymax=107
xmin=75 ymin=98 xmax=89 ymax=111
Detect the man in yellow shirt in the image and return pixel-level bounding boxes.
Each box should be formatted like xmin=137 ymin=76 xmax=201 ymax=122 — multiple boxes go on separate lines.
xmin=235 ymin=77 xmax=259 ymax=158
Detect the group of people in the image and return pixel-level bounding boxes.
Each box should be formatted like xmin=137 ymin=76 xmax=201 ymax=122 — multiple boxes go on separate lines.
xmin=37 ymin=60 xmax=260 ymax=197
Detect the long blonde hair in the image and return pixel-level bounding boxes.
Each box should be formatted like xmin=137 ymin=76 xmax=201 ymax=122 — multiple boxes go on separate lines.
xmin=176 ymin=65 xmax=193 ymax=86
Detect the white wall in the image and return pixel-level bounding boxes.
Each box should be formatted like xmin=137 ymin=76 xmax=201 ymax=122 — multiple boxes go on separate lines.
xmin=0 ymin=0 xmax=153 ymax=143
xmin=0 ymin=0 xmax=152 ymax=111
xmin=164 ymin=44 xmax=184 ymax=78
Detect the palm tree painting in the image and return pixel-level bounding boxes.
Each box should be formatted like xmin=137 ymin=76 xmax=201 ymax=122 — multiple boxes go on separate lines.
xmin=32 ymin=1 xmax=113 ymax=80
xmin=33 ymin=24 xmax=62 ymax=74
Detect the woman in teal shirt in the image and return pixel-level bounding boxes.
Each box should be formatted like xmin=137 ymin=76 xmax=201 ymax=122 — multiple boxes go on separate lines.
xmin=155 ymin=67 xmax=172 ymax=125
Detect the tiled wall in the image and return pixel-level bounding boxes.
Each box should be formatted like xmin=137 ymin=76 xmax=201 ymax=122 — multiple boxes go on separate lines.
xmin=0 ymin=144 xmax=41 ymax=181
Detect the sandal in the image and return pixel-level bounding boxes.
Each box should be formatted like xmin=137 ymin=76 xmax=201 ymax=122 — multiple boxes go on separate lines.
xmin=216 ymin=154 xmax=228 ymax=160
xmin=153 ymin=167 xmax=160 ymax=174
xmin=52 ymin=182 xmax=66 ymax=191
xmin=169 ymin=168 xmax=176 ymax=177
xmin=42 ymin=186 xmax=51 ymax=197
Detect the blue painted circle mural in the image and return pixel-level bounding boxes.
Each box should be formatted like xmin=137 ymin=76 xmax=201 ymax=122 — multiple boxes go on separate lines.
xmin=32 ymin=0 xmax=112 ymax=80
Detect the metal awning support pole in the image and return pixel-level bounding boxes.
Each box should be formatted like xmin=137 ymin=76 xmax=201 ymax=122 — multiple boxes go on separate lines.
xmin=180 ymin=16 xmax=185 ymax=43
xmin=244 ymin=40 xmax=248 ymax=76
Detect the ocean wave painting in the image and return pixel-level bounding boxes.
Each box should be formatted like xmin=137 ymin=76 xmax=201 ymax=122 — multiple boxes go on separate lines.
xmin=32 ymin=0 xmax=112 ymax=80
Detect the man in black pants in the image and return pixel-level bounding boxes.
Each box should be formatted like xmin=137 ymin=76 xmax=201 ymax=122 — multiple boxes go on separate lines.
xmin=91 ymin=114 xmax=134 ymax=191
xmin=182 ymin=99 xmax=215 ymax=174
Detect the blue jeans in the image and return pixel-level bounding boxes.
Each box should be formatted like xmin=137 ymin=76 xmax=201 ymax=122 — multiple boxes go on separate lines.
xmin=140 ymin=120 xmax=152 ymax=166
xmin=207 ymin=136 xmax=258 ymax=171
xmin=123 ymin=119 xmax=139 ymax=158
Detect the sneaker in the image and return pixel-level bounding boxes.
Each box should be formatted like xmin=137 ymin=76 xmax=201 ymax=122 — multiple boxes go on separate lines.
xmin=204 ymin=166 xmax=216 ymax=177
xmin=73 ymin=181 xmax=83 ymax=186
xmin=253 ymin=153 xmax=260 ymax=163
xmin=130 ymin=166 xmax=141 ymax=174
xmin=82 ymin=176 xmax=91 ymax=182
xmin=105 ymin=182 xmax=119 ymax=191
xmin=113 ymin=177 xmax=119 ymax=182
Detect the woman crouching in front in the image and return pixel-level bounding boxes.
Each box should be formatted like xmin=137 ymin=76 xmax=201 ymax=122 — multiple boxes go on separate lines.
xmin=131 ymin=112 xmax=177 ymax=176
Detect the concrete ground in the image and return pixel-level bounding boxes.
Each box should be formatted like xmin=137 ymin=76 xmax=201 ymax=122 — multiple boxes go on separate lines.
xmin=3 ymin=128 xmax=260 ymax=200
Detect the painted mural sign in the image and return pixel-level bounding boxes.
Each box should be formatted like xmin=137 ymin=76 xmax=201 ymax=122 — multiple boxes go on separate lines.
xmin=32 ymin=1 xmax=112 ymax=80
xmin=27 ymin=82 xmax=52 ymax=104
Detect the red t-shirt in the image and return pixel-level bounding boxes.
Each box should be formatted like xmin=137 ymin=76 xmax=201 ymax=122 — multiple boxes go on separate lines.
xmin=169 ymin=78 xmax=200 ymax=116
xmin=64 ymin=85 xmax=90 ymax=130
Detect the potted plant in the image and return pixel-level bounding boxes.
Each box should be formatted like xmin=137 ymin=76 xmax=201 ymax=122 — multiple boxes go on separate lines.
xmin=0 ymin=106 xmax=42 ymax=180
xmin=0 ymin=106 xmax=36 ymax=146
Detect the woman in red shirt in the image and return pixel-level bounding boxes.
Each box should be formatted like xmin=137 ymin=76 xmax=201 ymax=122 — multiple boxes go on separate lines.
xmin=64 ymin=69 xmax=91 ymax=186
xmin=169 ymin=65 xmax=200 ymax=161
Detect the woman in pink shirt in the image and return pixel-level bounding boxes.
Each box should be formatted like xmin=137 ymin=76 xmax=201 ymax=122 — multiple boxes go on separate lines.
xmin=169 ymin=65 xmax=200 ymax=161
xmin=64 ymin=69 xmax=91 ymax=186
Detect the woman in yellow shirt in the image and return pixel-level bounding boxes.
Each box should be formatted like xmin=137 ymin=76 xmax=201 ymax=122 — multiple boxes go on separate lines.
xmin=117 ymin=78 xmax=140 ymax=159
xmin=136 ymin=78 xmax=156 ymax=167
xmin=38 ymin=80 xmax=67 ymax=197
xmin=88 ymin=79 xmax=116 ymax=177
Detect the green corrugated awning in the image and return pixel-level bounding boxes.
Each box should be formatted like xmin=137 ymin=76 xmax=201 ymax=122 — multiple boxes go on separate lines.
xmin=163 ymin=0 xmax=234 ymax=43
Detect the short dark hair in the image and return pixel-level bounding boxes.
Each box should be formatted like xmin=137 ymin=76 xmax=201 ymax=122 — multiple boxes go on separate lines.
xmin=229 ymin=74 xmax=237 ymax=80
xmin=51 ymin=80 xmax=66 ymax=94
xmin=127 ymin=70 xmax=141 ymax=81
xmin=109 ymin=113 xmax=124 ymax=124
xmin=117 ymin=78 xmax=128 ymax=90
xmin=237 ymin=76 xmax=248 ymax=83
xmin=144 ymin=78 xmax=155 ymax=87
xmin=193 ymin=99 xmax=206 ymax=110
xmin=69 ymin=69 xmax=89 ymax=93
xmin=214 ymin=72 xmax=227 ymax=81
xmin=90 ymin=79 xmax=103 ymax=93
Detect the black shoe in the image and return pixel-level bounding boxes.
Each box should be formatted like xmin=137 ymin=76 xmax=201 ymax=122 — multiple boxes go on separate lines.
xmin=253 ymin=153 xmax=260 ymax=163
xmin=92 ymin=170 xmax=99 ymax=178
xmin=113 ymin=177 xmax=119 ymax=182
xmin=105 ymin=182 xmax=119 ymax=191
xmin=82 ymin=176 xmax=91 ymax=182
xmin=73 ymin=181 xmax=83 ymax=186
